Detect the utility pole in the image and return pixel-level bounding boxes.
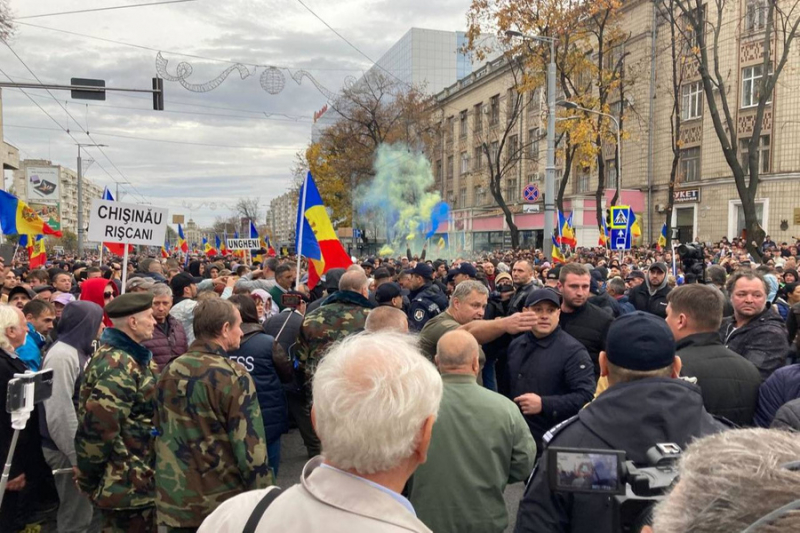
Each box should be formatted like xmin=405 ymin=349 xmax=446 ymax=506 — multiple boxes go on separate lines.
xmin=115 ymin=180 xmax=130 ymax=202
xmin=351 ymin=173 xmax=357 ymax=255
xmin=76 ymin=143 xmax=106 ymax=257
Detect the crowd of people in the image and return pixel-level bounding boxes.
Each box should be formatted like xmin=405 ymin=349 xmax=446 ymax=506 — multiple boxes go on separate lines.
xmin=0 ymin=234 xmax=799 ymax=533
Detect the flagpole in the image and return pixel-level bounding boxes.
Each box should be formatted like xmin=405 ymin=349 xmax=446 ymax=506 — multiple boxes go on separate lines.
xmin=121 ymin=244 xmax=130 ymax=295
xmin=295 ymin=172 xmax=310 ymax=291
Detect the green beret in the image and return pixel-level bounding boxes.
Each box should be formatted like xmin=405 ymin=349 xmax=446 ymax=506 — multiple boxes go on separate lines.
xmin=105 ymin=292 xmax=154 ymax=319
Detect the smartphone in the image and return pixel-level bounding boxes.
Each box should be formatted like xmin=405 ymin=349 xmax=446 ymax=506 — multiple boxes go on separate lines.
xmin=547 ymin=447 xmax=626 ymax=495
xmin=6 ymin=369 xmax=54 ymax=413
xmin=281 ymin=294 xmax=302 ymax=309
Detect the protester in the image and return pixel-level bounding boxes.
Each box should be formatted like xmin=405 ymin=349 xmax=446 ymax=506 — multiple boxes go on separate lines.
xmin=605 ymin=276 xmax=635 ymax=314
xmin=154 ymin=298 xmax=272 ymax=530
xmin=720 ymin=270 xmax=789 ymax=379
xmin=628 ymin=262 xmax=671 ymax=318
xmin=227 ymin=294 xmax=288 ymax=476
xmin=508 ymin=260 xmax=538 ymax=314
xmin=170 ymin=272 xmax=199 ymax=345
xmin=142 ymin=283 xmax=188 ymax=372
xmin=515 ymin=311 xmax=727 ymax=533
xmin=409 ymin=330 xmax=535 ymax=533
xmin=364 ymin=305 xmax=410 ymax=333
xmin=666 ymin=284 xmax=762 ymax=425
xmin=51 ymin=270 xmax=73 ymax=294
xmin=40 ymin=301 xmax=105 ymax=533
xmin=17 ymin=299 xmax=56 ymax=371
xmin=75 ymin=293 xmax=158 ymax=532
xmin=268 ymin=263 xmax=296 ymax=311
xmin=753 ymin=363 xmax=800 ymax=427
xmin=649 ymin=429 xmax=800 ymax=533
xmin=8 ymin=285 xmax=34 ymax=310
xmin=197 ymin=332 xmax=442 ymax=533
xmin=78 ymin=277 xmax=119 ymax=327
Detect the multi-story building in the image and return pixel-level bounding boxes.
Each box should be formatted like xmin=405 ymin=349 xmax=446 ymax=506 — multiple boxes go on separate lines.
xmin=267 ymin=191 xmax=297 ymax=245
xmin=184 ymin=218 xmax=202 ymax=250
xmin=11 ymin=159 xmax=103 ymax=236
xmin=0 ymin=90 xmax=20 ymax=182
xmin=431 ymin=0 xmax=800 ymax=250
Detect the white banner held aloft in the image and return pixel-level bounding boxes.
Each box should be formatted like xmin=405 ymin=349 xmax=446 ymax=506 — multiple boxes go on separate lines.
xmin=88 ymin=199 xmax=168 ymax=246
xmin=226 ymin=238 xmax=260 ymax=250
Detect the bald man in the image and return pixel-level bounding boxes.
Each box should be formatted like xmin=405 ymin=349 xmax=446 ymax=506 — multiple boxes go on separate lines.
xmin=364 ymin=306 xmax=409 ymax=333
xmin=408 ymin=330 xmax=536 ymax=533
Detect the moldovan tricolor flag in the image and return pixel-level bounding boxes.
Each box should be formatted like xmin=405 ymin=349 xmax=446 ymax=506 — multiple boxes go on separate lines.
xmin=295 ymin=171 xmax=352 ymax=289
xmin=20 ymin=234 xmax=47 ymax=268
xmin=178 ymin=223 xmax=189 ymax=253
xmin=0 ymin=190 xmax=62 ymax=237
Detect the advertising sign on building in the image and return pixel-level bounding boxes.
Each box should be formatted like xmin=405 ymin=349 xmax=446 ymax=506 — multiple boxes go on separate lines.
xmin=88 ymin=199 xmax=168 ymax=246
xmin=674 ymin=188 xmax=700 ymax=203
xmin=29 ymin=202 xmax=61 ymax=231
xmin=25 ymin=166 xmax=60 ymax=205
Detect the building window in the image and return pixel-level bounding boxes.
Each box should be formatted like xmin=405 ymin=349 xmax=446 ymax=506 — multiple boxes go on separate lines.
xmin=683 ymin=7 xmax=704 ymax=48
xmin=506 ymin=178 xmax=518 ymax=202
xmin=447 ymin=155 xmax=454 ymax=180
xmin=528 ymin=128 xmax=540 ymax=160
xmin=507 ymin=88 xmax=516 ymax=123
xmin=681 ymin=81 xmax=703 ymax=120
xmin=606 ymin=159 xmax=617 ymax=189
xmin=474 ymin=103 xmax=483 ymax=133
xmin=490 ymin=95 xmax=500 ymax=125
xmin=490 ymin=141 xmax=499 ymax=165
xmin=742 ymin=65 xmax=772 ymax=108
xmin=745 ymin=0 xmax=767 ymax=32
xmin=460 ymin=151 xmax=469 ymax=174
xmin=477 ymin=187 xmax=487 ymax=205
xmin=679 ymin=147 xmax=701 ymax=182
xmin=739 ymin=135 xmax=771 ymax=173
xmin=435 ymin=159 xmax=442 ymax=182
xmin=555 ymin=169 xmax=563 ymax=194
xmin=459 ymin=187 xmax=467 ymax=208
xmin=447 ymin=116 xmax=455 ymax=140
xmin=508 ymin=135 xmax=519 ymax=163
xmin=473 ymin=146 xmax=483 ymax=171
xmin=576 ymin=168 xmax=590 ymax=193
xmin=459 ymin=110 xmax=468 ymax=138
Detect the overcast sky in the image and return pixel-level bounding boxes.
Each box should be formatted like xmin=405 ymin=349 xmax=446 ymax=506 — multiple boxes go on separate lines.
xmin=1 ymin=0 xmax=468 ymax=227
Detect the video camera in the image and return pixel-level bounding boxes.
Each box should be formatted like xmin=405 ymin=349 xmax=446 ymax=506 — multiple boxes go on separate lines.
xmin=548 ymin=443 xmax=682 ymax=533
xmin=677 ymin=242 xmax=706 ymax=284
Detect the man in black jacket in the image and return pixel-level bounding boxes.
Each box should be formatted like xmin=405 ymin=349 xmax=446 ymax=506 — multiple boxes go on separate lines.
xmin=508 ymin=289 xmax=595 ymax=453
xmin=629 ymin=262 xmax=671 ymax=318
xmin=666 ymin=284 xmax=762 ymax=425
xmin=719 ymin=270 xmax=789 ymax=379
xmin=515 ymin=312 xmax=728 ymax=533
xmin=508 ymin=260 xmax=539 ymax=315
xmin=557 ymin=263 xmax=613 ymax=378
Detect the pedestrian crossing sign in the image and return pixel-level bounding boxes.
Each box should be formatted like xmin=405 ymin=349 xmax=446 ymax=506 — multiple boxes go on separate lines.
xmin=610 ymin=205 xmax=631 ymax=229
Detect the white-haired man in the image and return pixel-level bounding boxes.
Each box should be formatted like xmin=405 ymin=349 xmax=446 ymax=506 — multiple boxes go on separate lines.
xmin=198 ymin=332 xmax=443 ymax=533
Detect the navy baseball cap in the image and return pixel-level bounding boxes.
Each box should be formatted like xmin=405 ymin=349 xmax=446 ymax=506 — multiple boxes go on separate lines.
xmin=606 ymin=311 xmax=675 ymax=371
xmin=455 ymin=262 xmax=477 ymax=279
xmin=525 ymin=288 xmax=561 ymax=307
xmin=407 ymin=263 xmax=433 ymax=280
xmin=375 ymin=282 xmax=402 ymax=304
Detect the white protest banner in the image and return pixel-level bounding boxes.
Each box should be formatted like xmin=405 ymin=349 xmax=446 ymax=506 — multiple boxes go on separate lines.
xmin=88 ymin=199 xmax=168 ymax=246
xmin=226 ymin=238 xmax=261 ymax=250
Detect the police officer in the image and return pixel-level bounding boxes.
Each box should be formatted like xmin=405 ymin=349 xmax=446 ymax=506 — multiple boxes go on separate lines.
xmin=514 ymin=312 xmax=728 ymax=533
xmin=406 ymin=263 xmax=449 ymax=332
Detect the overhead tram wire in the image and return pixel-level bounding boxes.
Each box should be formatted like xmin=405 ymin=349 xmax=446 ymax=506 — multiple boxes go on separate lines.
xmin=15 ymin=0 xmax=199 ymax=20
xmin=2 ymin=41 xmax=152 ymax=204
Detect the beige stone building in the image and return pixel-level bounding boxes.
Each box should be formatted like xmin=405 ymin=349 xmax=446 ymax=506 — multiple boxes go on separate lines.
xmin=267 ymin=190 xmax=298 ymax=245
xmin=0 ymin=90 xmax=20 ymax=186
xmin=12 ymin=159 xmax=103 ymax=236
xmin=431 ymin=0 xmax=800 ymax=251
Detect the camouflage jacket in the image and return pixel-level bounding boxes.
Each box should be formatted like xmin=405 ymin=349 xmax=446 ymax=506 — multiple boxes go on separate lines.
xmin=154 ymin=341 xmax=272 ymax=528
xmin=295 ymin=290 xmax=373 ymax=381
xmin=75 ymin=327 xmax=158 ymax=510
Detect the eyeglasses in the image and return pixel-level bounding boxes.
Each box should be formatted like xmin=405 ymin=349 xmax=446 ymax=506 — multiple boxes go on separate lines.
xmin=103 ymin=292 xmax=114 ymax=299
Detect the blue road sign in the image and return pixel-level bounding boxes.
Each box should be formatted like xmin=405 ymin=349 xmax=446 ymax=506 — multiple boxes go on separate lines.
xmin=523 ymin=183 xmax=540 ymax=203
xmin=609 ymin=205 xmax=632 ymax=250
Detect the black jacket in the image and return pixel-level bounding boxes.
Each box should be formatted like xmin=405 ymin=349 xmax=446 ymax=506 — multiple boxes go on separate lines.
xmin=677 ymin=332 xmax=762 ymax=426
xmin=507 ymin=327 xmax=595 ymax=448
xmin=407 ymin=283 xmax=449 ymax=332
xmin=628 ymin=280 xmax=671 ymax=318
xmin=771 ymin=397 xmax=800 ymax=431
xmin=515 ymin=378 xmax=728 ymax=533
xmin=558 ymin=302 xmax=613 ymax=378
xmin=719 ymin=307 xmax=789 ymax=380
xmin=264 ymin=309 xmax=306 ymax=395
xmin=588 ymin=292 xmax=620 ymax=318
xmin=508 ymin=281 xmax=537 ymax=316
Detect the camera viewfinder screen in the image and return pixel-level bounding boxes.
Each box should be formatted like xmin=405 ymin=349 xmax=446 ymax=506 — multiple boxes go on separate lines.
xmin=555 ymin=451 xmax=620 ymax=493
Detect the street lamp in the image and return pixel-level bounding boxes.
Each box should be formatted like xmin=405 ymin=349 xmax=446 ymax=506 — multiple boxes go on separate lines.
xmin=557 ymin=100 xmax=622 ymax=198
xmin=76 ymin=143 xmax=108 ymax=257
xmin=506 ymin=30 xmax=557 ymax=260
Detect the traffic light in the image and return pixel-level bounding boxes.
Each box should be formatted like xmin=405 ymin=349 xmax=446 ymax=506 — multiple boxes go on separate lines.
xmin=152 ymin=77 xmax=164 ymax=111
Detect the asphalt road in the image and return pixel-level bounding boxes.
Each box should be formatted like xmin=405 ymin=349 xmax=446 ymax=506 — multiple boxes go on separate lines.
xmin=275 ymin=428 xmax=526 ymax=533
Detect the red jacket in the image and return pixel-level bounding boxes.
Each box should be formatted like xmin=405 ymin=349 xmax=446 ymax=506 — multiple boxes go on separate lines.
xmin=79 ymin=278 xmax=119 ymax=326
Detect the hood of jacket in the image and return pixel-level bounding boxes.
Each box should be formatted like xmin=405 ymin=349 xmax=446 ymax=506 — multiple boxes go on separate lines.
xmin=99 ymin=326 xmax=153 ymax=365
xmin=644 ymin=271 xmax=669 ymax=295
xmin=79 ymin=277 xmax=118 ymax=326
xmin=579 ymin=378 xmax=721 ymax=463
xmin=57 ymin=300 xmax=104 ymax=357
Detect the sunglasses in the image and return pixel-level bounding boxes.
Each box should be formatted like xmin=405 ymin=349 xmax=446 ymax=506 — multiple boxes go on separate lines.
xmin=104 ymin=291 xmax=114 ymax=299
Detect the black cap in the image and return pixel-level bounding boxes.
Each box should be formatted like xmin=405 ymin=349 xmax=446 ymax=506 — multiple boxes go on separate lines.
xmin=373 ymin=267 xmax=391 ymax=281
xmin=445 ymin=268 xmax=460 ymax=284
xmin=454 ymin=262 xmax=477 ymax=279
xmin=32 ymin=285 xmax=55 ymax=295
xmin=606 ymin=311 xmax=675 ymax=371
xmin=376 ymin=282 xmax=402 ymax=304
xmin=408 ymin=263 xmax=433 ymax=280
xmin=105 ymin=292 xmax=154 ymax=319
xmin=323 ymin=268 xmax=346 ymax=292
xmin=8 ymin=286 xmax=35 ymax=301
xmin=170 ymin=272 xmax=198 ymax=298
xmin=546 ymin=265 xmax=561 ymax=280
xmin=649 ymin=262 xmax=669 ymax=273
xmin=625 ymin=270 xmax=645 ymax=281
xmin=525 ymin=288 xmax=561 ymax=307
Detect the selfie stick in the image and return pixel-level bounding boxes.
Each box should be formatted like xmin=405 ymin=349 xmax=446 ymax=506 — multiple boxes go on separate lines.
xmin=0 ymin=372 xmax=36 ymax=506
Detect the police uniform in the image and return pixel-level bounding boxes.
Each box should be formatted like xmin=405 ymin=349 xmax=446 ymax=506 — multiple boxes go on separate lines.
xmin=514 ymin=313 xmax=730 ymax=533
xmin=406 ymin=264 xmax=448 ymax=332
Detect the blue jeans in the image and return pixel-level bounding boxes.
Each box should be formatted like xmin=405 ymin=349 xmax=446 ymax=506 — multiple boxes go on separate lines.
xmin=268 ymin=439 xmax=282 ymax=478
